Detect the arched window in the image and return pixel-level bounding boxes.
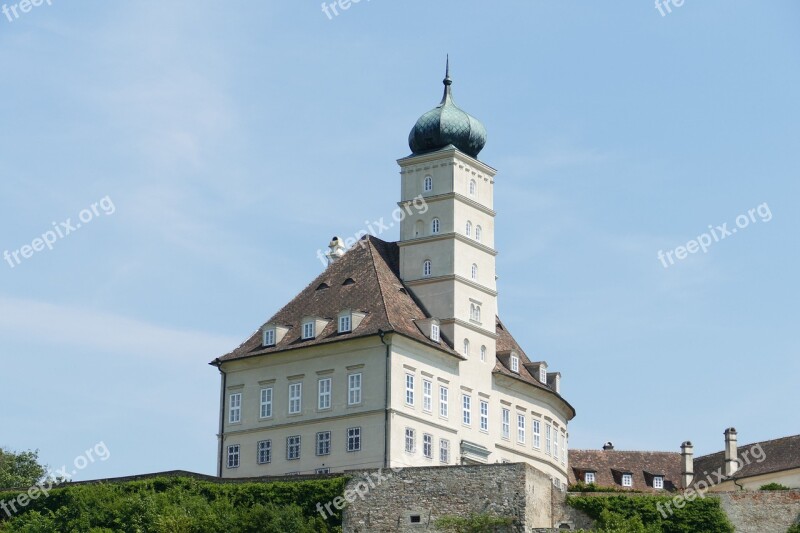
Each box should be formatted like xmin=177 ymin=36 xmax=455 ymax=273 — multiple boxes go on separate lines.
xmin=423 ymin=260 xmax=432 ymax=277
xmin=480 ymin=345 xmax=486 ymax=362
xmin=475 ymin=225 xmax=482 ymax=242
xmin=469 ymin=179 xmax=476 ymax=196
xmin=470 ymin=304 xmax=481 ymax=322
xmin=471 ymin=264 xmax=478 ymax=281
xmin=465 ymin=221 xmax=472 ymax=237
xmin=424 ymin=175 xmax=433 ymax=192
xmin=475 ymin=305 xmax=481 ymax=322
xmin=432 ymin=218 xmax=440 ymax=234
xmin=463 ymin=339 xmax=470 ymax=357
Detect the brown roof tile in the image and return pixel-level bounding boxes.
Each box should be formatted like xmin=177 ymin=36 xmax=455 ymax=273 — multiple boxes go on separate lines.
xmin=691 ymin=433 xmax=800 ymax=486
xmin=568 ymin=449 xmax=683 ymax=492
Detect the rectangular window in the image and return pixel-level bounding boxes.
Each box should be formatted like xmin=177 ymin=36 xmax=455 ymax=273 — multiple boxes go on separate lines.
xmin=545 ymin=424 xmax=552 ymax=455
xmin=422 ymin=379 xmax=432 ymax=412
xmin=405 ymin=427 xmax=415 ymax=453
xmin=553 ymin=429 xmax=560 ymax=458
xmin=316 ymin=431 xmax=331 ymax=456
xmin=439 ymin=386 xmax=449 ymax=418
xmin=439 ymin=439 xmax=450 ymax=464
xmin=263 ymin=328 xmax=275 ymax=346
xmin=338 ymin=314 xmax=351 ymax=333
xmin=511 ymin=355 xmax=519 ymax=372
xmin=302 ymin=321 xmax=314 ymax=339
xmin=622 ymin=473 xmax=632 ymax=487
xmin=318 ymin=378 xmax=331 ymax=410
xmin=289 ymin=383 xmax=302 ymax=414
xmin=501 ymin=408 xmax=510 ymax=440
xmin=423 ymin=433 xmax=433 ymax=459
xmin=347 ymin=427 xmax=361 ymax=452
xmin=348 ymin=373 xmax=362 ymax=405
xmin=405 ymin=374 xmax=415 ymax=406
xmin=431 ymin=324 xmax=440 ymax=342
xmin=315 ymin=468 xmax=330 ymax=474
xmin=532 ymin=419 xmax=541 ymax=449
xmin=226 ymin=444 xmax=240 ymax=468
xmin=260 ymin=387 xmax=273 ymax=419
xmin=517 ymin=414 xmax=526 ymax=444
xmin=287 ymin=435 xmax=301 ymax=460
xmin=257 ymin=440 xmax=271 ymax=464
xmin=585 ymin=472 xmax=595 ymax=484
xmin=462 ymin=394 xmax=471 ymax=426
xmin=561 ymin=433 xmax=567 ymax=464
xmin=653 ymin=476 xmax=664 ymax=489
xmin=229 ymin=393 xmax=242 ymax=424
xmin=479 ymin=400 xmax=489 ymax=431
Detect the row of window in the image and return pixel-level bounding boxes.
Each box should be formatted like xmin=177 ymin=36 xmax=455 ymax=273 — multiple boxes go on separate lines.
xmin=403 ymin=428 xmax=451 ymax=463
xmin=226 ymin=427 xmax=363 ymax=468
xmin=228 ymin=373 xmax=362 ymax=423
xmin=582 ymin=472 xmax=664 ymax=489
xmin=422 ymin=175 xmax=481 ymax=198
xmin=417 ymin=218 xmax=484 ymax=242
xmin=462 ymin=340 xmax=488 ymax=361
xmin=421 ymin=261 xmax=481 ymax=283
xmin=263 ymin=312 xmax=357 ymax=347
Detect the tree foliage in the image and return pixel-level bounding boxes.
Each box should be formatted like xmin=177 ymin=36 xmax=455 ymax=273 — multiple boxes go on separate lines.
xmin=0 ymin=449 xmax=47 ymax=490
xmin=434 ymin=513 xmax=513 ymax=532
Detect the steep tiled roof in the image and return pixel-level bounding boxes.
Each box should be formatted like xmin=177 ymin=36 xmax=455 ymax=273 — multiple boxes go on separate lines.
xmin=214 ymin=236 xmax=456 ymax=363
xmin=568 ymin=449 xmax=683 ymax=492
xmin=692 ymin=434 xmax=800 ymax=485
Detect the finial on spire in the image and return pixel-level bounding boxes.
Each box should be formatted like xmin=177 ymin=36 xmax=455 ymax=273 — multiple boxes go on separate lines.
xmin=443 ymin=55 xmax=452 ymax=86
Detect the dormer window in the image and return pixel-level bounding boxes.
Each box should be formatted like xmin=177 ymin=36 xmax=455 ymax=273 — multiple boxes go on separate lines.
xmin=263 ymin=328 xmax=276 ymax=347
xmin=510 ymin=353 xmax=519 ymax=373
xmin=585 ymin=472 xmax=595 ymax=484
xmin=338 ymin=314 xmax=351 ymax=333
xmin=424 ymin=175 xmax=433 ymax=192
xmin=302 ymin=321 xmax=315 ymax=340
xmin=431 ymin=323 xmax=440 ymax=342
xmin=539 ymin=366 xmax=547 ymax=384
xmin=653 ymin=476 xmax=664 ymax=490
xmin=622 ymin=473 xmax=633 ymax=487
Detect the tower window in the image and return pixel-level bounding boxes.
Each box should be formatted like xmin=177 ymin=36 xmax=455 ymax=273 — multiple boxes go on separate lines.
xmin=471 ymin=263 xmax=478 ymax=281
xmin=424 ymin=175 xmax=433 ymax=192
xmin=432 ymin=218 xmax=440 ymax=234
xmin=423 ymin=260 xmax=432 ymax=277
xmin=470 ymin=304 xmax=481 ymax=323
xmin=480 ymin=345 xmax=486 ymax=362
xmin=466 ymin=221 xmax=472 ymax=237
xmin=475 ymin=225 xmax=482 ymax=242
xmin=469 ymin=179 xmax=476 ymax=196
xmin=463 ymin=338 xmax=470 ymax=357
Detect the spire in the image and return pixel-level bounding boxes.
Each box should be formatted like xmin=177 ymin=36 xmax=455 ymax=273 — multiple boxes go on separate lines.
xmin=440 ymin=55 xmax=453 ymax=105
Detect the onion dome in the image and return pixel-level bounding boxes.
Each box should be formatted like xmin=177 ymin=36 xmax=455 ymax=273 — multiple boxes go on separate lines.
xmin=408 ymin=57 xmax=487 ymax=159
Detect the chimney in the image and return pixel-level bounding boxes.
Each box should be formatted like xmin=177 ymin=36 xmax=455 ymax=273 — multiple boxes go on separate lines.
xmin=724 ymin=427 xmax=738 ymax=477
xmin=602 ymin=442 xmax=614 ymax=451
xmin=681 ymin=441 xmax=694 ymax=488
xmin=325 ymin=236 xmax=346 ymax=265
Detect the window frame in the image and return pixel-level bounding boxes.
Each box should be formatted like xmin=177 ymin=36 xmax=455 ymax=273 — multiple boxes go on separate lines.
xmin=462 ymin=394 xmax=472 ymax=426
xmin=517 ymin=413 xmax=526 ymax=444
xmin=430 ymin=323 xmax=440 ymax=342
xmin=439 ymin=385 xmax=449 ymax=418
xmin=318 ymin=377 xmax=332 ymax=410
xmin=585 ymin=472 xmax=596 ymax=484
xmin=469 ymin=179 xmax=476 ymax=196
xmin=431 ymin=218 xmax=440 ymax=234
xmin=501 ymin=408 xmax=510 ymax=440
xmin=424 ymin=175 xmax=433 ymax=192
xmin=404 ymin=427 xmax=416 ymax=453
xmin=422 ymin=433 xmax=433 ymax=459
xmin=289 ymin=382 xmax=302 ymax=415
xmin=422 ymin=379 xmax=432 ymax=413
xmin=263 ymin=328 xmax=275 ymax=347
xmin=479 ymin=400 xmax=489 ymax=432
xmin=338 ymin=314 xmax=352 ymax=333
xmin=348 ymin=372 xmax=362 ymax=405
xmin=302 ymin=321 xmax=315 ymax=340
xmin=533 ymin=419 xmax=541 ymax=449
xmin=257 ymin=440 xmax=272 ymax=465
xmin=229 ymin=392 xmax=242 ymax=424
xmin=316 ymin=431 xmax=332 ymax=456
xmin=510 ymin=354 xmax=519 ymax=373
xmin=480 ymin=345 xmax=486 ymax=362
xmin=423 ymin=259 xmax=432 ymax=277
xmin=653 ymin=476 xmax=664 ymax=489
xmin=466 ymin=220 xmax=472 ymax=237
xmin=286 ymin=435 xmax=301 ymax=460
xmin=226 ymin=444 xmax=240 ymax=469
xmin=405 ymin=373 xmax=415 ymax=406
xmin=475 ymin=225 xmax=482 ymax=242
xmin=622 ymin=473 xmax=633 ymax=487
xmin=347 ymin=427 xmax=362 ymax=452
xmin=260 ymin=387 xmax=273 ymax=419
xmin=440 ymin=438 xmax=450 ymax=464
xmin=471 ymin=263 xmax=478 ymax=281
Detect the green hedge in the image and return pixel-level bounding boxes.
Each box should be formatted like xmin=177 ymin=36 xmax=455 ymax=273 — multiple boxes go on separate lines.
xmin=567 ymin=494 xmax=734 ymax=533
xmin=0 ymin=475 xmax=347 ymax=532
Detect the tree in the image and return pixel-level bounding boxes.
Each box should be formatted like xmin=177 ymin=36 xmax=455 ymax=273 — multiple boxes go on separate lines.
xmin=0 ymin=448 xmax=47 ymax=489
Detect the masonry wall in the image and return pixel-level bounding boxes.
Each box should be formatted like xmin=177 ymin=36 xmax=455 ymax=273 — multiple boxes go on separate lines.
xmin=717 ymin=490 xmax=800 ymax=533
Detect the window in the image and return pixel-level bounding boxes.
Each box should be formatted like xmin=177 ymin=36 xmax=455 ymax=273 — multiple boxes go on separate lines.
xmin=423 ymin=259 xmax=432 ymax=277
xmin=318 ymin=378 xmax=331 ymax=410
xmin=431 ymin=218 xmax=440 ymax=234
xmin=405 ymin=374 xmax=415 ymax=406
xmin=316 ymin=431 xmax=331 ymax=456
xmin=439 ymin=386 xmax=449 ymax=418
xmin=540 ymin=367 xmax=547 ymax=384
xmin=440 ymin=439 xmax=450 ymax=464
xmin=471 ymin=263 xmax=478 ymax=281
xmin=338 ymin=314 xmax=351 ymax=333
xmin=257 ymin=440 xmax=272 ymax=464
xmin=289 ymin=383 xmax=302 ymax=414
xmin=480 ymin=400 xmax=489 ymax=431
xmin=653 ymin=476 xmax=664 ymax=489
xmin=480 ymin=345 xmax=486 ymax=362
xmin=469 ymin=179 xmax=476 ymax=196
xmin=424 ymin=175 xmax=432 ymax=192
xmin=226 ymin=444 xmax=240 ymax=468
xmin=585 ymin=472 xmax=595 ymax=484
xmin=263 ymin=328 xmax=275 ymax=346
xmin=422 ymin=379 xmax=432 ymax=412
xmin=622 ymin=474 xmax=632 ymax=487
xmin=533 ymin=420 xmax=541 ymax=449
xmin=430 ymin=323 xmax=440 ymax=342
xmin=517 ymin=414 xmax=526 ymax=444
xmin=423 ymin=433 xmax=433 ymax=459
xmin=510 ymin=354 xmax=519 ymax=373
xmin=553 ymin=428 xmax=560 ymax=458
xmin=470 ymin=304 xmax=481 ymax=322
xmin=302 ymin=321 xmax=315 ymax=340
xmin=287 ymin=436 xmax=301 ymax=460
xmin=501 ymin=408 xmax=510 ymax=439
xmin=260 ymin=387 xmax=273 ymax=419
xmin=348 ymin=373 xmax=362 ymax=405
xmin=347 ymin=427 xmax=361 ymax=452
xmin=546 ymin=424 xmax=552 ymax=455
xmin=315 ymin=468 xmax=330 ymax=474
xmin=463 ymin=338 xmax=470 ymax=357
xmin=229 ymin=393 xmax=242 ymax=424
xmin=466 ymin=221 xmax=472 ymax=237
xmin=561 ymin=433 xmax=567 ymax=464
xmin=475 ymin=225 xmax=482 ymax=242
xmin=405 ymin=427 xmax=415 ymax=453
xmin=462 ymin=394 xmax=471 ymax=426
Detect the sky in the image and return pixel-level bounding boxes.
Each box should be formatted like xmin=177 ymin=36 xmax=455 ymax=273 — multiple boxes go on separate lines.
xmin=1 ymin=1 xmax=798 ymax=480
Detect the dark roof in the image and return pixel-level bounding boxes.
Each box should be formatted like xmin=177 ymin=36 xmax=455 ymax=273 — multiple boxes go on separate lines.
xmin=568 ymin=449 xmax=683 ymax=492
xmin=214 ymin=236 xmax=456 ymax=363
xmin=692 ymin=434 xmax=800 ymax=485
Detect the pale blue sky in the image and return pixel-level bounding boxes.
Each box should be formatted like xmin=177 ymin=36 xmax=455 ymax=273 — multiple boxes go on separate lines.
xmin=1 ymin=1 xmax=798 ymax=479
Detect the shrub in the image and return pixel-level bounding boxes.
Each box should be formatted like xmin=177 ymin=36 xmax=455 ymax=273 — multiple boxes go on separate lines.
xmin=759 ymin=483 xmax=792 ymax=491
xmin=434 ymin=513 xmax=514 ymax=532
